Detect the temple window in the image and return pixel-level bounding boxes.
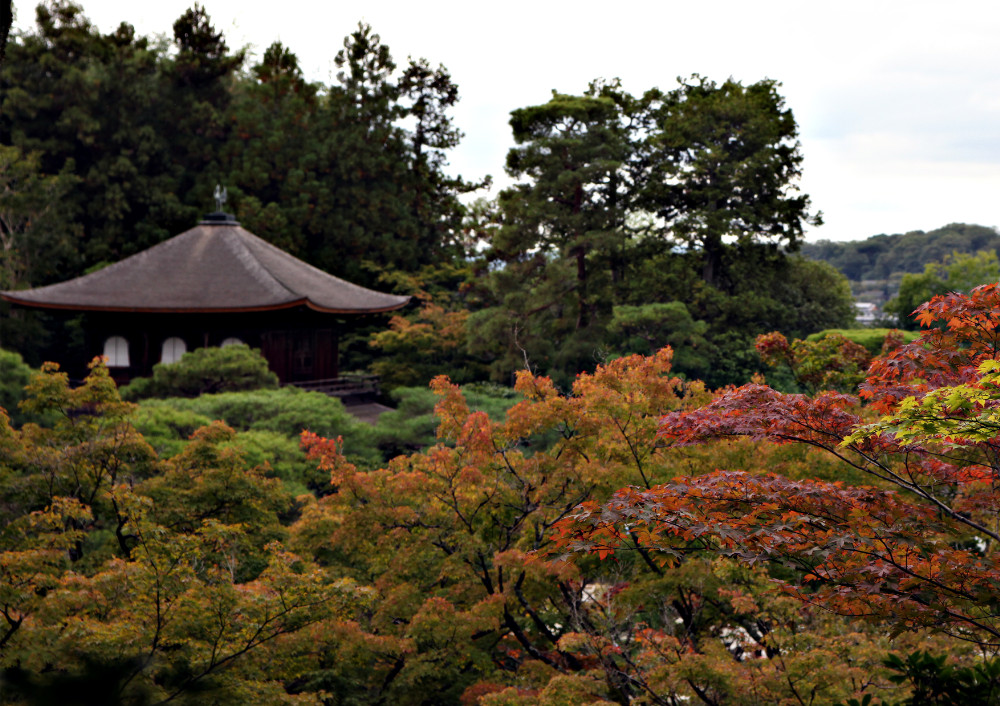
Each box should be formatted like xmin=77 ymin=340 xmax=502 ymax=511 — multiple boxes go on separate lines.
xmin=161 ymin=337 xmax=187 ymax=364
xmin=220 ymin=337 xmax=244 ymax=347
xmin=103 ymin=336 xmax=130 ymax=367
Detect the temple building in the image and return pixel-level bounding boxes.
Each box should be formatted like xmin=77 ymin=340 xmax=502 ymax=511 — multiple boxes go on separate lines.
xmin=0 ymin=211 xmax=409 ymax=386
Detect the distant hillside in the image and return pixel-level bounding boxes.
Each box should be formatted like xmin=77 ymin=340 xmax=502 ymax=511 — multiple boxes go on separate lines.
xmin=800 ymin=223 xmax=1000 ymax=305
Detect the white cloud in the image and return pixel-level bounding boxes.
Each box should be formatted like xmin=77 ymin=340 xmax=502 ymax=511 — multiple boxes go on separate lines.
xmin=12 ymin=0 xmax=1000 ymax=242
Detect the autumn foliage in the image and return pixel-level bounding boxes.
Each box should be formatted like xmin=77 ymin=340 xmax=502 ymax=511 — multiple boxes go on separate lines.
xmin=0 ymin=360 xmax=366 ymax=704
xmin=9 ymin=287 xmax=1000 ymax=703
xmin=556 ymin=283 xmax=1000 ymax=654
xmin=287 ymin=349 xmax=949 ymax=703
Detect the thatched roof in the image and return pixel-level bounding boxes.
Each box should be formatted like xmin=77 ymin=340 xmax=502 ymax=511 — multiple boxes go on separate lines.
xmin=1 ymin=216 xmax=410 ymax=314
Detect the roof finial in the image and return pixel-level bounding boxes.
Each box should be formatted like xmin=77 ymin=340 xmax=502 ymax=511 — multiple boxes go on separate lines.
xmin=214 ymin=184 xmax=228 ymax=212
xmin=200 ymin=185 xmax=238 ymax=225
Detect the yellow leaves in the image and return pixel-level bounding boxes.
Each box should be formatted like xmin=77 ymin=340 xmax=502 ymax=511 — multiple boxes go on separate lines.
xmin=300 ymin=431 xmax=358 ymax=486
xmin=980 ymin=359 xmax=1000 ymax=374
xmin=28 ymin=495 xmax=94 ymax=531
xmin=513 ymin=369 xmax=559 ymax=401
xmin=847 ymin=370 xmax=1000 ymax=449
xmin=370 ymin=302 xmax=469 ymax=353
xmin=431 ymin=375 xmax=471 ymax=441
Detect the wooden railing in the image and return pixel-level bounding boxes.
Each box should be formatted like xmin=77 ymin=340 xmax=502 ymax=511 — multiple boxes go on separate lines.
xmin=288 ymin=374 xmax=381 ymax=398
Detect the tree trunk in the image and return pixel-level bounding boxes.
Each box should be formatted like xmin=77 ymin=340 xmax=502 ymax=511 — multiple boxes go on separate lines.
xmin=576 ymin=245 xmax=588 ymax=330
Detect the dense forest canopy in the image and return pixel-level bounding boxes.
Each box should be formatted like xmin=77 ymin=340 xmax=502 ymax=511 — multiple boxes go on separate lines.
xmin=1 ymin=1 xmax=855 ymax=389
xmin=0 ymin=1 xmax=477 ymax=291
xmin=801 ymin=222 xmax=1000 ymax=323
xmin=802 ymin=223 xmax=1000 ymax=282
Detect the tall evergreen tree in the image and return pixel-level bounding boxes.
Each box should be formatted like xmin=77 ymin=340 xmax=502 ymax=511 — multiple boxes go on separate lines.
xmin=634 ymin=76 xmax=820 ymax=287
xmin=473 ymin=79 xmax=842 ymax=387
xmin=224 ymin=41 xmax=320 ymax=256
xmin=472 ymin=92 xmax=628 ymax=381
xmin=0 ymin=0 xmax=11 ymax=64
xmin=163 ymin=4 xmax=244 ymax=218
xmin=0 ymin=1 xmax=188 ymax=269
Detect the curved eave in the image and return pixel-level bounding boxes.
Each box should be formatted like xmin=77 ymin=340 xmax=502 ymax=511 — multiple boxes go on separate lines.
xmin=0 ymin=292 xmax=411 ymax=315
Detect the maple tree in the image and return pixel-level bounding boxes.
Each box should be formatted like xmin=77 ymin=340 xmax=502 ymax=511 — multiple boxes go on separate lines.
xmin=0 ymin=360 xmax=367 ymax=704
xmin=0 ymin=346 xmax=969 ymax=703
xmin=285 ymin=350 xmax=938 ymax=704
xmin=368 ymin=262 xmax=485 ymax=390
xmin=754 ymin=329 xmax=910 ymax=393
xmin=555 ymin=283 xmax=1000 ymax=654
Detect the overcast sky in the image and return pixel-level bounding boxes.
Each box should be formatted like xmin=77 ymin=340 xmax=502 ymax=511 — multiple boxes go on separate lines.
xmin=13 ymin=0 xmax=1000 ymax=243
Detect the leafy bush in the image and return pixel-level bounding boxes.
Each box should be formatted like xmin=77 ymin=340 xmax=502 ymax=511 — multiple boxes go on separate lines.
xmin=372 ymin=382 xmax=521 ymax=458
xmin=223 ymin=430 xmax=329 ymax=497
xmin=0 ymin=347 xmax=33 ymax=425
xmin=120 ymin=344 xmax=279 ymax=400
xmin=137 ymin=386 xmax=380 ymax=467
xmin=608 ymin=302 xmax=710 ymax=379
xmin=0 ymin=361 xmax=352 ymax=702
xmin=131 ymin=405 xmax=214 ymax=458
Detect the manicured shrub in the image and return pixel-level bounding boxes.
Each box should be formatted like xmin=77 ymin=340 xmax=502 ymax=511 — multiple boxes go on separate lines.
xmin=137 ymin=386 xmax=380 ymax=468
xmin=120 ymin=344 xmax=279 ymax=400
xmin=0 ymin=347 xmax=34 ymax=426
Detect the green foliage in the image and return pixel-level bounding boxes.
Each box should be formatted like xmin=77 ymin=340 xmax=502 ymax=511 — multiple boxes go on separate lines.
xmin=632 ymin=76 xmax=821 ymax=285
xmin=474 ymin=77 xmax=843 ymax=388
xmin=132 ymin=395 xmax=332 ymax=494
xmin=884 ymin=250 xmax=1000 ymax=329
xmin=479 ymin=91 xmax=627 ymax=380
xmin=837 ymin=652 xmax=1000 ymax=706
xmin=757 ymin=330 xmax=873 ymax=393
xmin=608 ymin=302 xmax=710 ymax=378
xmin=0 ymin=144 xmax=80 ymax=289
xmin=224 ymin=429 xmax=327 ymax=496
xmin=942 ymin=249 xmax=1000 ymax=292
xmin=0 ymin=0 xmax=9 ymax=64
xmin=368 ymin=262 xmax=487 ymax=390
xmin=770 ymin=257 xmax=855 ymax=335
xmin=134 ymin=374 xmax=519 ymax=490
xmin=0 ymin=346 xmax=32 ymax=425
xmin=803 ymin=223 xmax=1000 ymax=282
xmin=137 ymin=386 xmax=379 ymax=467
xmin=883 ymin=271 xmax=948 ymax=329
xmin=3 ymin=343 xmax=981 ymax=704
xmin=2 ymin=5 xmax=477 ymax=370
xmin=806 ymin=328 xmax=920 ymax=355
xmin=802 ymin=223 xmax=1000 ymax=308
xmin=223 ymin=23 xmax=479 ymax=288
xmin=371 ymin=382 xmax=521 ymax=458
xmin=131 ymin=404 xmax=213 ymax=457
xmin=0 ymin=360 xmax=364 ymax=702
xmin=674 ymin=253 xmax=856 ymax=388
xmin=882 ymin=651 xmax=1000 ymax=705
xmin=1 ymin=1 xmax=198 ymax=267
xmin=120 ymin=344 xmax=279 ymax=400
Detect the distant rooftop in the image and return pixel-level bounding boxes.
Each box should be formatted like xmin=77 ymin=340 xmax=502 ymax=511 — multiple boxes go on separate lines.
xmin=1 ymin=217 xmax=409 ymax=315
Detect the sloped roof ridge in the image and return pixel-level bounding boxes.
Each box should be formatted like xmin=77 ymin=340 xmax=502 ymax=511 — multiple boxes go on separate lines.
xmin=0 ymin=221 xmax=410 ymax=314
xmin=237 ymin=228 xmax=374 ymax=297
xmin=217 ymin=226 xmax=300 ymax=301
